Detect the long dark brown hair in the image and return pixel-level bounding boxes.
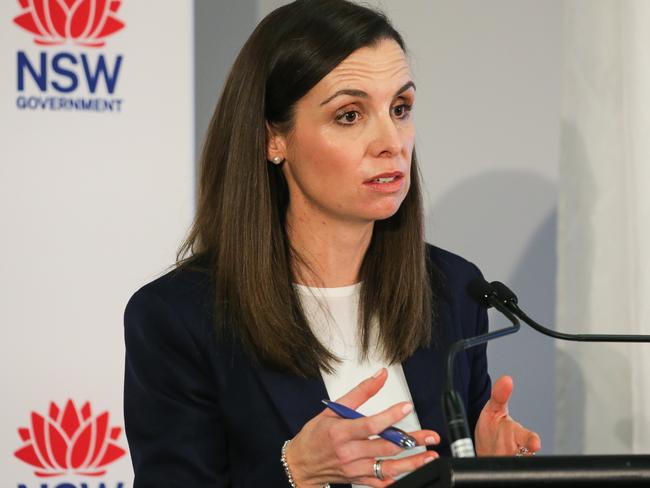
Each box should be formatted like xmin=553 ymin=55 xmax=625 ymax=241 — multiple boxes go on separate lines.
xmin=178 ymin=0 xmax=435 ymax=378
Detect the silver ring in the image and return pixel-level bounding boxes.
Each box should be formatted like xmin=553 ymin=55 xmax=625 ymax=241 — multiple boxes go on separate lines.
xmin=515 ymin=446 xmax=530 ymax=457
xmin=373 ymin=459 xmax=385 ymax=480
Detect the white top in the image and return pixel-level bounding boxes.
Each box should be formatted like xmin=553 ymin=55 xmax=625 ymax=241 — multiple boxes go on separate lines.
xmin=295 ymin=282 xmax=426 ymax=487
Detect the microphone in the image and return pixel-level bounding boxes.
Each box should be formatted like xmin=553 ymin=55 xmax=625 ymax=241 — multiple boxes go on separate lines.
xmin=452 ymin=276 xmax=650 ymax=460
xmin=490 ymin=281 xmax=650 ymax=343
xmin=442 ymin=278 xmax=521 ymax=458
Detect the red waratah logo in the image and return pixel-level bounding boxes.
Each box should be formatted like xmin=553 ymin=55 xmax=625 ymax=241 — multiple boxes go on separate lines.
xmin=13 ymin=0 xmax=125 ymax=47
xmin=14 ymin=399 xmax=127 ymax=477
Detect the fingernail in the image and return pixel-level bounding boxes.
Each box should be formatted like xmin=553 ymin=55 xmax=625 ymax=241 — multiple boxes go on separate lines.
xmin=372 ymin=368 xmax=384 ymax=378
xmin=402 ymin=403 xmax=413 ymax=414
xmin=425 ymin=436 xmax=439 ymax=445
xmin=423 ymin=455 xmax=437 ymax=464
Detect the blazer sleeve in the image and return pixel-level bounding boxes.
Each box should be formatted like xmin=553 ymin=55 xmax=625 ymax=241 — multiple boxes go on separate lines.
xmin=124 ymin=286 xmax=229 ymax=487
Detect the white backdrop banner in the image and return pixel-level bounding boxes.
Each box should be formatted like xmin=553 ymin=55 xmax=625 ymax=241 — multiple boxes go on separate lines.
xmin=0 ymin=1 xmax=194 ymax=486
xmin=556 ymin=0 xmax=650 ymax=454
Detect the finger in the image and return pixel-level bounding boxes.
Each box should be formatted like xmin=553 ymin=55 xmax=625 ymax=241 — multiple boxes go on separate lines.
xmin=346 ymin=401 xmax=414 ymax=440
xmin=343 ymin=450 xmax=438 ymax=486
xmin=406 ymin=430 xmax=441 ymax=446
xmin=330 ymin=368 xmax=388 ymax=413
xmin=517 ymin=428 xmax=542 ymax=453
xmin=485 ymin=375 xmax=513 ymax=415
xmin=375 ymin=450 xmax=439 ymax=481
xmin=334 ymin=429 xmax=441 ymax=467
xmin=336 ymin=437 xmax=404 ymax=463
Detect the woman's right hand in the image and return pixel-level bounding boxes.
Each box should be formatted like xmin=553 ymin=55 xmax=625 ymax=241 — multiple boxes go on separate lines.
xmin=285 ymin=368 xmax=440 ymax=487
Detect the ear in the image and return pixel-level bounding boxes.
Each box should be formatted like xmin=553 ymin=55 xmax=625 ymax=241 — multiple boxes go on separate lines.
xmin=266 ymin=121 xmax=287 ymax=162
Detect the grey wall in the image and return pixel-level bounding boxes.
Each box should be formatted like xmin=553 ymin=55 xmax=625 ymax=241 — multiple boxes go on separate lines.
xmin=194 ymin=0 xmax=257 ymax=167
xmin=197 ymin=0 xmax=562 ymax=453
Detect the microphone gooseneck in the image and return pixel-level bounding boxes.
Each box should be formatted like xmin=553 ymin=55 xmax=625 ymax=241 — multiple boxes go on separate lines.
xmin=490 ymin=281 xmax=650 ymax=343
xmin=448 ymin=276 xmax=650 ymax=460
xmin=443 ymin=278 xmax=521 ymax=458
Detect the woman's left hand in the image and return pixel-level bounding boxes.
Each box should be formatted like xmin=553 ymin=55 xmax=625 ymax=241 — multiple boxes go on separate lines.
xmin=474 ymin=375 xmax=541 ymax=456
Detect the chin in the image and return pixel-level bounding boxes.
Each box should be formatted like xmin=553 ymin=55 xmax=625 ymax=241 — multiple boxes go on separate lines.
xmin=365 ymin=201 xmax=404 ymax=222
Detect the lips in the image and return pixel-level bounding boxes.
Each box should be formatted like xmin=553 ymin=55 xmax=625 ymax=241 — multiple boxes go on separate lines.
xmin=363 ymin=171 xmax=405 ymax=193
xmin=364 ymin=171 xmax=404 ymax=184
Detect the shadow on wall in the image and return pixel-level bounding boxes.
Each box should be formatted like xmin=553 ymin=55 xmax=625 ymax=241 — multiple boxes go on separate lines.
xmin=553 ymin=120 xmax=635 ymax=454
xmin=426 ymin=170 xmax=557 ymax=452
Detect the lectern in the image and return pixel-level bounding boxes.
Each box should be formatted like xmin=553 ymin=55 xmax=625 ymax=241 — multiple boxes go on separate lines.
xmin=393 ymin=455 xmax=650 ymax=487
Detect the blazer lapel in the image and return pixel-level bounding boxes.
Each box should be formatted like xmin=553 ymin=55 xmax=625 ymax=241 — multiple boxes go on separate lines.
xmin=402 ymin=345 xmax=445 ymax=432
xmin=254 ymin=366 xmax=329 ymax=437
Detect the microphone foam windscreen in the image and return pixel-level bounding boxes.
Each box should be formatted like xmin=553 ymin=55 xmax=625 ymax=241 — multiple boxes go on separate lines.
xmin=466 ymin=277 xmax=494 ymax=308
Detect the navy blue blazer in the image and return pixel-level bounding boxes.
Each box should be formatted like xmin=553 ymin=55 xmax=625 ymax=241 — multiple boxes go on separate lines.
xmin=123 ymin=245 xmax=491 ymax=487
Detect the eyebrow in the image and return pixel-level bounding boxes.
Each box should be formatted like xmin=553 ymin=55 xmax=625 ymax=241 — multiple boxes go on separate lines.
xmin=319 ymin=81 xmax=416 ymax=106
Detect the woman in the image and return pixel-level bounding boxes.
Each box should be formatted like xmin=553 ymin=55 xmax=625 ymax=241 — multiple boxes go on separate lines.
xmin=123 ymin=1 xmax=541 ymax=486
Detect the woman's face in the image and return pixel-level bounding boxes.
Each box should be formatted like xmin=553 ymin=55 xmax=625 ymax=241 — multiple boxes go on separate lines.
xmin=270 ymin=38 xmax=415 ymax=226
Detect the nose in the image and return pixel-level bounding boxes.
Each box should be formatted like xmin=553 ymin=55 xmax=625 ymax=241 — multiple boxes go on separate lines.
xmin=368 ymin=113 xmax=403 ymax=158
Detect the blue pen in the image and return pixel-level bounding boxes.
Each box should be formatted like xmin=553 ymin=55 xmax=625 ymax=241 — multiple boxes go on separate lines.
xmin=322 ymin=400 xmax=417 ymax=449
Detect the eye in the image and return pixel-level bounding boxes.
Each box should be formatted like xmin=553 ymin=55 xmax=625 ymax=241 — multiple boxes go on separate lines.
xmin=335 ymin=110 xmax=361 ymax=125
xmin=392 ymin=103 xmax=413 ymax=119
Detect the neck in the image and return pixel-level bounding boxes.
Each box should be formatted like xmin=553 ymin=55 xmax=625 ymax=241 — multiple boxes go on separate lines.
xmin=286 ymin=207 xmax=373 ymax=288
